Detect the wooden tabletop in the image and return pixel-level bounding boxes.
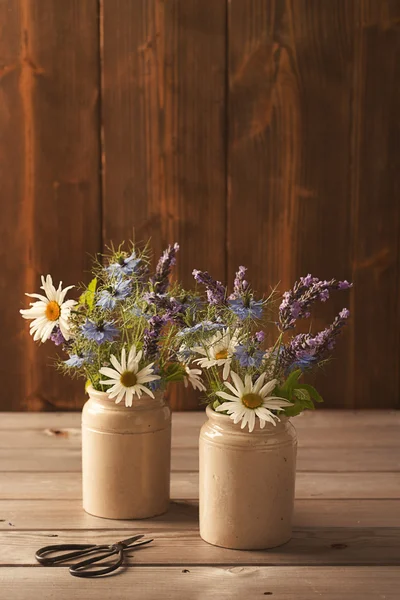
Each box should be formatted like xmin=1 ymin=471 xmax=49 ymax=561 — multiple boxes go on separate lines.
xmin=0 ymin=410 xmax=399 ymax=598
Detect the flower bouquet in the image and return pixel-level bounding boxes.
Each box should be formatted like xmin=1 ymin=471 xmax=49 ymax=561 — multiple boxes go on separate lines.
xmin=177 ymin=267 xmax=352 ymax=549
xmin=20 ymin=242 xmax=202 ymax=519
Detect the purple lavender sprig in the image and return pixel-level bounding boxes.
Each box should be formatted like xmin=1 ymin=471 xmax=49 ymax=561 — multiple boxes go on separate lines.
xmin=192 ymin=269 xmax=226 ymax=306
xmin=279 ymin=308 xmax=350 ymax=373
xmin=279 ymin=275 xmax=352 ymax=331
xmin=143 ymin=292 xmax=186 ymax=327
xmin=150 ymin=243 xmax=179 ymax=294
xmin=229 ymin=266 xmax=248 ymax=300
xmin=142 ymin=315 xmax=167 ymax=360
xmin=50 ymin=327 xmax=66 ymax=347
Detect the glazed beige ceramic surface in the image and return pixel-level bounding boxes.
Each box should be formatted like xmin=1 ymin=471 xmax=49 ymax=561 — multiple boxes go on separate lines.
xmin=199 ymin=405 xmax=297 ymax=550
xmin=82 ymin=386 xmax=171 ymax=519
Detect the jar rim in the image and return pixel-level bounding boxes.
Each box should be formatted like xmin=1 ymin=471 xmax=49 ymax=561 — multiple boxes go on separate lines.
xmin=205 ymin=404 xmax=289 ymax=432
xmin=86 ymin=384 xmax=165 ymax=408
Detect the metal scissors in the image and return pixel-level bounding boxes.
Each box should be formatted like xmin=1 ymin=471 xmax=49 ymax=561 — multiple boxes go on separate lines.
xmin=35 ymin=534 xmax=153 ymax=578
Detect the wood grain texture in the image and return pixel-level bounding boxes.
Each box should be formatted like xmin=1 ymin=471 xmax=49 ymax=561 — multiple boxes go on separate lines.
xmin=2 ymin=445 xmax=400 ymax=473
xmin=1 ymin=410 xmax=399 ymax=430
xmin=227 ymin=0 xmax=354 ymax=408
xmin=101 ymin=0 xmax=227 ymax=410
xmin=350 ymin=1 xmax=400 ymax=408
xmin=1 ymin=498 xmax=399 ymax=529
xmin=0 ymin=0 xmax=101 ymax=411
xmin=3 ymin=567 xmax=400 ymax=600
xmin=1 ymin=527 xmax=400 ymax=566
xmin=2 ymin=471 xmax=400 ymax=500
xmin=1 ymin=411 xmax=399 ymax=597
xmin=227 ymin=0 xmax=400 ymax=409
xmin=1 ymin=423 xmax=399 ymax=448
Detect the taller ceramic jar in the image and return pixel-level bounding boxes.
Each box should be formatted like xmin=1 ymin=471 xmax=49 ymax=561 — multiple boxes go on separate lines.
xmin=82 ymin=386 xmax=171 ymax=519
xmin=199 ymin=405 xmax=297 ymax=549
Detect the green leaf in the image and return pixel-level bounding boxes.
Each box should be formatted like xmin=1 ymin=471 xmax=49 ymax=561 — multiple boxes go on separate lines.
xmin=293 ymin=388 xmax=315 ymax=410
xmin=163 ymin=362 xmax=186 ymax=382
xmin=281 ymin=369 xmax=302 ymax=393
xmin=79 ymin=277 xmax=97 ymax=310
xmin=297 ymin=383 xmax=324 ymax=403
xmin=284 ymin=403 xmax=306 ymax=417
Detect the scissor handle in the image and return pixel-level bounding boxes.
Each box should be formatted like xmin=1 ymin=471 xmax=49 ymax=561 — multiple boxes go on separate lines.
xmin=70 ymin=547 xmax=123 ymax=578
xmin=35 ymin=544 xmax=111 ymax=566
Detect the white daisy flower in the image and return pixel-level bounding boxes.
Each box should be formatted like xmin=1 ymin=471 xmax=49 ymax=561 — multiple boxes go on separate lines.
xmin=215 ymin=371 xmax=293 ymax=433
xmin=183 ymin=365 xmax=206 ymax=392
xmin=195 ymin=328 xmax=239 ymax=380
xmin=20 ymin=274 xmax=76 ymax=343
xmin=99 ymin=344 xmax=161 ymax=407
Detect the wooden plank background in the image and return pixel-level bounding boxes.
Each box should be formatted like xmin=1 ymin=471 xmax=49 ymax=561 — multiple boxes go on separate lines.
xmin=1 ymin=0 xmax=399 ymax=411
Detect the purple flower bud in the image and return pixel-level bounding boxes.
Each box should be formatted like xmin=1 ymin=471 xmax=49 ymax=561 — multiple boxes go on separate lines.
xmin=279 ymin=275 xmax=353 ymax=331
xmin=255 ymin=331 xmax=265 ymax=343
xmin=50 ymin=327 xmax=66 ymax=346
xmin=150 ymin=243 xmax=179 ymax=294
xmin=279 ymin=307 xmax=350 ymax=372
xmin=193 ymin=269 xmax=226 ymax=306
xmin=229 ymin=265 xmax=248 ymax=300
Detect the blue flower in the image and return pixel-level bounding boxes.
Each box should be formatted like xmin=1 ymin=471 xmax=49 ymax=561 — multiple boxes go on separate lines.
xmin=286 ymin=352 xmax=317 ymax=374
xmin=177 ymin=321 xmax=225 ymax=337
xmin=96 ymin=279 xmax=132 ymax=310
xmin=64 ymin=351 xmax=94 ymax=368
xmin=81 ymin=319 xmax=119 ymax=344
xmin=229 ymin=297 xmax=263 ymax=320
xmin=106 ymin=252 xmax=141 ymax=275
xmin=131 ymin=305 xmax=152 ymax=320
xmin=148 ymin=378 xmax=162 ymax=392
xmin=234 ymin=344 xmax=264 ymax=368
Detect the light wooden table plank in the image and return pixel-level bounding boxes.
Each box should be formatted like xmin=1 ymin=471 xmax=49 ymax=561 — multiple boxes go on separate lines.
xmin=1 ymin=499 xmax=399 ymax=529
xmin=1 ymin=471 xmax=399 ymax=500
xmin=1 ymin=446 xmax=400 ymax=473
xmin=1 ymin=410 xmax=399 ymax=430
xmin=2 ymin=566 xmax=400 ymax=600
xmin=1 ymin=411 xmax=398 ymax=598
xmin=1 ymin=527 xmax=399 ymax=566
xmin=1 ymin=424 xmax=399 ymax=449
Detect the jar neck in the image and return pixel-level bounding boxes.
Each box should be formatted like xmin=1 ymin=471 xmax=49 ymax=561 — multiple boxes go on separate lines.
xmin=87 ymin=385 xmax=165 ymax=412
xmin=205 ymin=404 xmax=290 ymax=436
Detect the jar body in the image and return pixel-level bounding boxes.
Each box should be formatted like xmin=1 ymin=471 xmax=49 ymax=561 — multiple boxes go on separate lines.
xmin=199 ymin=405 xmax=297 ymax=549
xmin=82 ymin=386 xmax=171 ymax=519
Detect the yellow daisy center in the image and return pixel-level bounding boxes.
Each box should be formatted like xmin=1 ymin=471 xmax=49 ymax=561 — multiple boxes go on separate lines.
xmin=242 ymin=393 xmax=263 ymax=409
xmin=215 ymin=349 xmax=228 ymax=360
xmin=45 ymin=301 xmax=60 ymax=321
xmin=120 ymin=371 xmax=137 ymax=387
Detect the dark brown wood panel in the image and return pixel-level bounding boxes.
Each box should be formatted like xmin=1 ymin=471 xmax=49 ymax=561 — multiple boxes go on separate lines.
xmin=350 ymin=1 xmax=400 ymax=408
xmin=101 ymin=0 xmax=227 ymax=409
xmin=228 ymin=0 xmax=400 ymax=408
xmin=0 ymin=0 xmax=101 ymax=411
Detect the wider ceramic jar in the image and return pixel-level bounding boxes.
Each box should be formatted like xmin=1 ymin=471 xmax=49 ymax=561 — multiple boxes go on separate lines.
xmin=199 ymin=405 xmax=297 ymax=549
xmin=82 ymin=386 xmax=171 ymax=519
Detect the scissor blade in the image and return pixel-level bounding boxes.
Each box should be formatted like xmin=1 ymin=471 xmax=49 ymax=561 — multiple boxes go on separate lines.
xmin=119 ymin=534 xmax=145 ymax=546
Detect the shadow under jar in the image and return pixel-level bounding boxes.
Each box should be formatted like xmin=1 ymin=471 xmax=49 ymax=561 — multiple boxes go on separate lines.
xmin=82 ymin=386 xmax=171 ymax=519
xmin=199 ymin=405 xmax=297 ymax=549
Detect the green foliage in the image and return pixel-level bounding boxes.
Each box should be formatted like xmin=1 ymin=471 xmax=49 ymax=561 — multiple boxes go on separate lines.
xmin=275 ymin=369 xmax=323 ymax=417
xmin=163 ymin=362 xmax=186 ymax=383
xmin=79 ymin=277 xmax=97 ymax=310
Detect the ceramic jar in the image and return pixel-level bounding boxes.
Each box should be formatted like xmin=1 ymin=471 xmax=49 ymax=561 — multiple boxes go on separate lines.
xmin=82 ymin=386 xmax=171 ymax=519
xmin=199 ymin=405 xmax=297 ymax=549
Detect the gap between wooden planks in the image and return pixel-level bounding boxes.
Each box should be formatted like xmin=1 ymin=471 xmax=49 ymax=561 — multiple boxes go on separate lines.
xmin=1 ymin=567 xmax=400 ymax=599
